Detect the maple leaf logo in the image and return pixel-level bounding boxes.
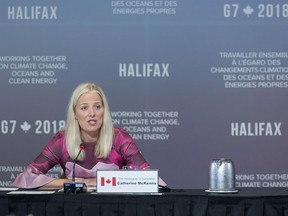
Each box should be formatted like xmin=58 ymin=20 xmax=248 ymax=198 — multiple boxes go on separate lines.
xmin=21 ymin=121 xmax=31 ymax=133
xmin=101 ymin=177 xmax=116 ymax=186
xmin=243 ymin=5 xmax=254 ymax=17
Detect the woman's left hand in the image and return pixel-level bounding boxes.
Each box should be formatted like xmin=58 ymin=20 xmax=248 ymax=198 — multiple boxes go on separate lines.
xmin=75 ymin=178 xmax=96 ymax=187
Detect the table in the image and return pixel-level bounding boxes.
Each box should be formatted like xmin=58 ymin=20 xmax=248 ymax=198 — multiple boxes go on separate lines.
xmin=1 ymin=188 xmax=288 ymax=216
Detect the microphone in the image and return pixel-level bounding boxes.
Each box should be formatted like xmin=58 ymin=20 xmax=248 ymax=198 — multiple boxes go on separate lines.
xmin=72 ymin=143 xmax=86 ymax=182
xmin=64 ymin=143 xmax=87 ymax=194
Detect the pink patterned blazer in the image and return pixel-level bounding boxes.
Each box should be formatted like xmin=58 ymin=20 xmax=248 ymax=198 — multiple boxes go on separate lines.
xmin=13 ymin=127 xmax=150 ymax=188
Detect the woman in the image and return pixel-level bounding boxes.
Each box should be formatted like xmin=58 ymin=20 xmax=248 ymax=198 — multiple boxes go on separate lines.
xmin=13 ymin=82 xmax=150 ymax=189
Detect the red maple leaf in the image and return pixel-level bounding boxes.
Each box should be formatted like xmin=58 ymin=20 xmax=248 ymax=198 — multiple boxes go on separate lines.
xmin=106 ymin=179 xmax=111 ymax=184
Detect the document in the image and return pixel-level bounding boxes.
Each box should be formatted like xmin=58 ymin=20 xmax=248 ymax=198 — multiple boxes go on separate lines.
xmin=8 ymin=190 xmax=56 ymax=194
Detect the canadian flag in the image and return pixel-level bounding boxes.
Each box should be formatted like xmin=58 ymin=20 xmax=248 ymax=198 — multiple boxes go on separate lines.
xmin=101 ymin=177 xmax=116 ymax=186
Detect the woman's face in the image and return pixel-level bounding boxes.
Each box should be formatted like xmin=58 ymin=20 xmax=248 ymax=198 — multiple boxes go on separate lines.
xmin=74 ymin=92 xmax=104 ymax=141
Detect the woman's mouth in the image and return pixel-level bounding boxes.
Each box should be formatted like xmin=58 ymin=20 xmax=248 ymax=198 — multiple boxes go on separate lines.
xmin=88 ymin=119 xmax=97 ymax=125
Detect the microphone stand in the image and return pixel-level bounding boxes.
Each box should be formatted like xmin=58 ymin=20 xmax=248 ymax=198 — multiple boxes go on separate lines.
xmin=63 ymin=143 xmax=87 ymax=194
xmin=72 ymin=144 xmax=85 ymax=182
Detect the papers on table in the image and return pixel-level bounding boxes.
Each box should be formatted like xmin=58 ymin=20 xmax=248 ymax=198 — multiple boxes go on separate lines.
xmin=8 ymin=190 xmax=56 ymax=194
xmin=0 ymin=187 xmax=18 ymax=191
xmin=0 ymin=187 xmax=57 ymax=194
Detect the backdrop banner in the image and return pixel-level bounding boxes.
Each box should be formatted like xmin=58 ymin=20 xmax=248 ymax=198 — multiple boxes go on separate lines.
xmin=1 ymin=0 xmax=288 ymax=189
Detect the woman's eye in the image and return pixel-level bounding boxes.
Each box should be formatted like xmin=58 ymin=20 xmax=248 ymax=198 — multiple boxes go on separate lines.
xmin=95 ymin=104 xmax=102 ymax=110
xmin=81 ymin=106 xmax=88 ymax=110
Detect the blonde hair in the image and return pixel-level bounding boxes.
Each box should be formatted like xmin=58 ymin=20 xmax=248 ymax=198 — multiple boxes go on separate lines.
xmin=65 ymin=82 xmax=114 ymax=160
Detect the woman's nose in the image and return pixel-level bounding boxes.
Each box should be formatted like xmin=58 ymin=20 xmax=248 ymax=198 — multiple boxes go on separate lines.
xmin=89 ymin=107 xmax=95 ymax=116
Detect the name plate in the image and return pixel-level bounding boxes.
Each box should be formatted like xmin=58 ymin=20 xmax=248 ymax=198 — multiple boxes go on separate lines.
xmin=96 ymin=169 xmax=158 ymax=193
